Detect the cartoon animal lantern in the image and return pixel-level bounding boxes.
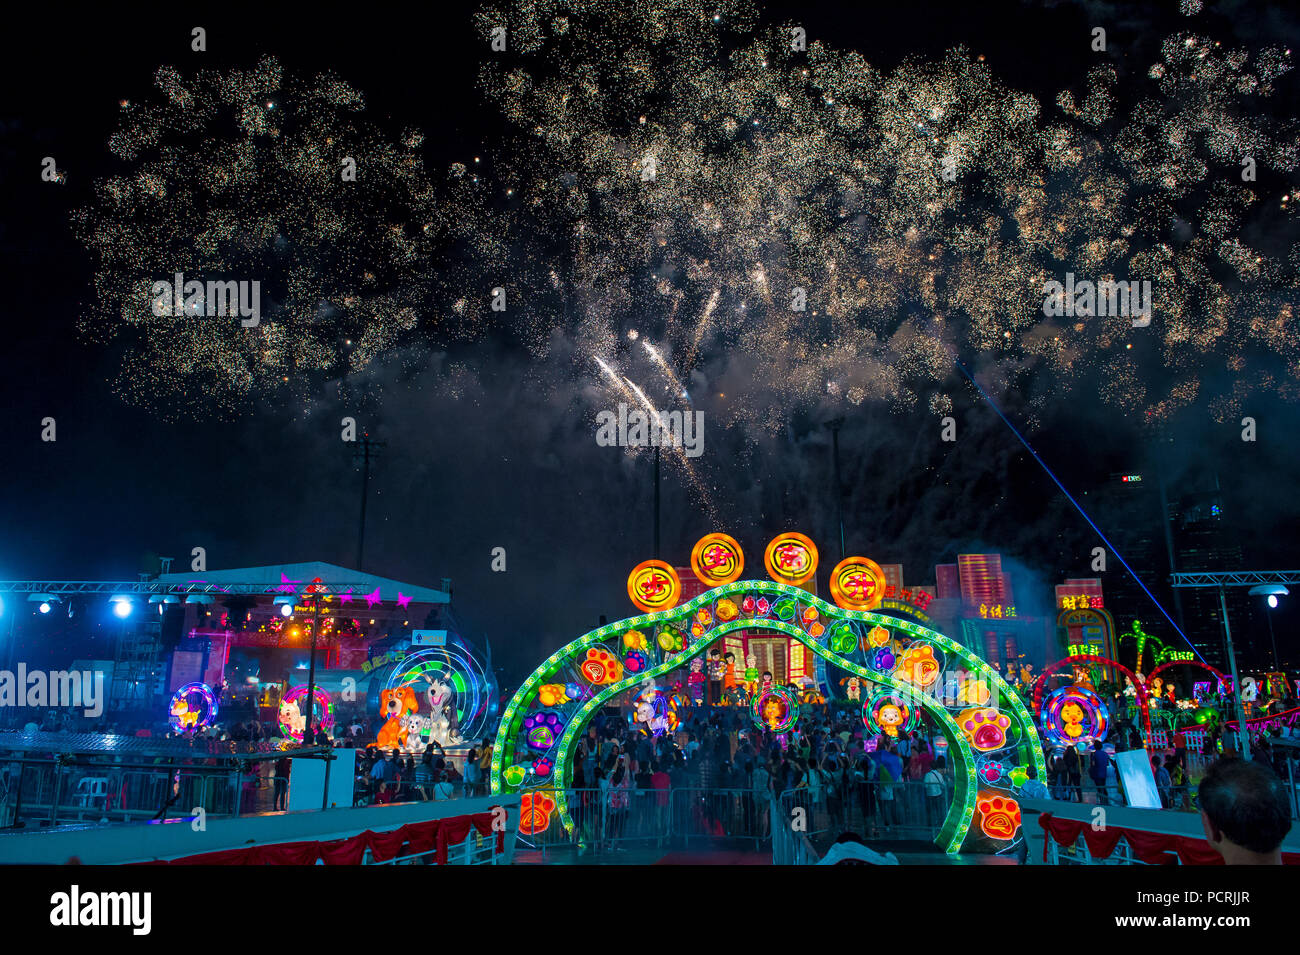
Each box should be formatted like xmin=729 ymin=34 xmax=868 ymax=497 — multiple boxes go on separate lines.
xmin=762 ymin=695 xmax=786 ymax=732
xmin=841 ymin=676 xmax=862 ymax=702
xmin=371 ymin=686 xmax=419 ymax=751
xmin=633 ymin=684 xmax=679 ymax=737
xmin=420 ymin=675 xmax=462 ymax=747
xmin=171 ymin=697 xmax=199 ymax=730
xmin=1059 ymin=700 xmax=1087 ymax=740
xmin=400 ymin=714 xmax=430 ymax=754
xmin=279 ymin=698 xmax=305 ymax=739
xmin=877 ymin=702 xmax=906 ymax=737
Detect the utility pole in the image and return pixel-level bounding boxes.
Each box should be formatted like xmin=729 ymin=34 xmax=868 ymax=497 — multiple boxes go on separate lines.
xmin=1217 ymin=586 xmax=1250 ymax=761
xmin=353 ymin=434 xmax=386 ymax=572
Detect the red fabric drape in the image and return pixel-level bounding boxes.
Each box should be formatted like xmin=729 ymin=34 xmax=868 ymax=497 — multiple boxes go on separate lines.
xmin=1081 ymin=824 xmax=1125 ymax=859
xmin=135 ymin=807 xmax=507 ymax=865
xmin=1038 ymin=812 xmax=1300 ymax=865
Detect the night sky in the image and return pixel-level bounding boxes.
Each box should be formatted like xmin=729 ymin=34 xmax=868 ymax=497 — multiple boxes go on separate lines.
xmin=2 ymin=0 xmax=1298 ymax=682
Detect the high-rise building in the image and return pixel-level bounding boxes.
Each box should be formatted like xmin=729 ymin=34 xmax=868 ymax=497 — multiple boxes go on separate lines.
xmin=1169 ymin=487 xmax=1260 ymax=670
xmin=957 ymin=554 xmax=1010 ymax=609
xmin=935 ymin=564 xmax=960 ymax=600
xmin=1077 ymin=470 xmax=1175 ymax=659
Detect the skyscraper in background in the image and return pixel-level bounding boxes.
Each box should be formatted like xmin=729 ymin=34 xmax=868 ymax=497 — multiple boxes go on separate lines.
xmin=957 ymin=554 xmax=1010 ymax=608
xmin=1077 ymin=471 xmax=1173 ymax=662
xmin=1169 ymin=484 xmax=1259 ymax=670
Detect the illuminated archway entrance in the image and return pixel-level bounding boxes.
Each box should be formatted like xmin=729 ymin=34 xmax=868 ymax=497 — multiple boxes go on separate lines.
xmin=492 ymin=535 xmax=1047 ymax=855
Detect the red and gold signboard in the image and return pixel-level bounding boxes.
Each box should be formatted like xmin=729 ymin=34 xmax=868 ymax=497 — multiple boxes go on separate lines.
xmin=763 ymin=532 xmax=819 ymax=587
xmin=627 ymin=560 xmax=682 ymax=613
xmin=690 ymin=533 xmax=745 ymax=587
xmin=829 ymin=556 xmax=887 ymax=612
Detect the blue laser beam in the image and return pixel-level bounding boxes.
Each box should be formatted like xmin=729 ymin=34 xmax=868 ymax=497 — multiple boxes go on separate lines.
xmin=951 ymin=357 xmax=1206 ymax=666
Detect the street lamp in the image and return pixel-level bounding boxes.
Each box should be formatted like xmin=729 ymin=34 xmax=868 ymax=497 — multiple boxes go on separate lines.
xmin=1248 ymin=584 xmax=1288 ymax=672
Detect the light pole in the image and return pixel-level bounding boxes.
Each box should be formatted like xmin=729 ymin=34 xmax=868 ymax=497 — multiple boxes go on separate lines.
xmin=1215 ymin=586 xmax=1251 ymax=761
xmin=1171 ymin=571 xmax=1300 ymax=762
xmin=1248 ymin=584 xmax=1288 ymax=673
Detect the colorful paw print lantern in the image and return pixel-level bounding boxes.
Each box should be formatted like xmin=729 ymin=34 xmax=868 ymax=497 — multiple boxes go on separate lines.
xmin=764 ymin=532 xmax=818 ymax=586
xmin=867 ymin=625 xmax=891 ymax=648
xmin=623 ymin=630 xmax=647 ymax=651
xmin=503 ymin=764 xmax=527 ymax=788
xmin=627 ymin=560 xmax=681 ymax=613
xmin=520 ymin=791 xmax=556 ymax=835
xmin=623 ymin=649 xmax=649 ymax=675
xmin=828 ymin=624 xmax=857 ymax=655
xmin=657 ymin=628 xmax=684 ymax=653
xmin=957 ymin=678 xmax=992 ymax=706
xmin=524 ymin=711 xmax=564 ymax=751
xmin=716 ymin=598 xmax=739 ymax=622
xmin=800 ymin=605 xmax=824 ymax=637
xmin=895 ymin=643 xmax=941 ymax=688
xmin=532 ymin=756 xmax=554 ymax=778
xmin=828 ymin=556 xmax=887 ymax=612
xmin=976 ymin=793 xmax=1021 ymax=841
xmin=872 ymin=647 xmax=896 ymax=671
xmin=690 ymin=533 xmax=745 ymax=586
xmin=580 ymin=647 xmax=623 ymax=685
xmin=537 ymin=684 xmax=569 ymax=707
xmin=959 ymin=707 xmax=1012 ymax=752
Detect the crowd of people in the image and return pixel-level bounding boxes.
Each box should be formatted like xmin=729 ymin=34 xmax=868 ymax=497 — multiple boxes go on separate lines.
xmin=553 ymin=705 xmax=951 ymax=849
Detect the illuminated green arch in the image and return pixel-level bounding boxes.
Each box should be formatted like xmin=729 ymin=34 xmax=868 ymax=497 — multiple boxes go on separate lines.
xmin=492 ymin=579 xmax=1046 ymax=854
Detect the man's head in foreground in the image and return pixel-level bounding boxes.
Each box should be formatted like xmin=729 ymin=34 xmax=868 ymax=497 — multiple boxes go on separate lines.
xmin=1198 ymin=757 xmax=1292 ymax=864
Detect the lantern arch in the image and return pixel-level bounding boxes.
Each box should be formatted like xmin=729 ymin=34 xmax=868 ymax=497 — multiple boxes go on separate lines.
xmin=492 ymin=577 xmax=1046 ymax=855
xmin=1145 ymin=660 xmax=1229 ymax=696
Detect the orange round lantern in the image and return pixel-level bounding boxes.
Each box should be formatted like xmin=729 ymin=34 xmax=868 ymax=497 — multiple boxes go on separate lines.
xmin=627 ymin=560 xmax=682 ymax=613
xmin=690 ymin=533 xmax=745 ymax=587
xmin=829 ymin=556 xmax=887 ymax=611
xmin=763 ymin=532 xmax=818 ymax=587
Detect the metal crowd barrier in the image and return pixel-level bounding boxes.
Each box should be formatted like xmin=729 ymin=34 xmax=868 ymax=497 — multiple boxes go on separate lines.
xmin=511 ymin=779 xmax=952 ymax=862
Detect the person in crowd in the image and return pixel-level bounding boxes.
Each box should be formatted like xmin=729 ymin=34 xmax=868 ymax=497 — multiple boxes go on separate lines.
xmin=1198 ymin=758 xmax=1292 ymax=864
xmin=273 ymin=753 xmax=291 ymax=810
xmin=1063 ymin=744 xmax=1083 ymax=802
xmin=1019 ymin=764 xmax=1049 ymax=801
xmin=923 ymin=755 xmax=948 ymax=825
xmin=1152 ymin=755 xmax=1173 ymax=808
xmin=1089 ymin=740 xmax=1110 ymax=805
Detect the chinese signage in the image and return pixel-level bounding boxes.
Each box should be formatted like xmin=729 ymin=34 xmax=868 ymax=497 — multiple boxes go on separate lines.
xmin=1058 ymin=594 xmax=1102 ymax=610
xmin=360 ymin=649 xmax=408 ymax=674
xmin=977 ymin=604 xmax=1016 ymax=619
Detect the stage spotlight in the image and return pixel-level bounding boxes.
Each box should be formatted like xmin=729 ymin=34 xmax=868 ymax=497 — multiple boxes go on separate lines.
xmin=1269 ymin=594 xmax=1279 ymax=609
xmin=112 ymin=599 xmax=132 ymax=618
xmin=280 ymin=603 xmax=293 ymax=617
xmin=39 ymin=602 xmax=51 ymax=614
